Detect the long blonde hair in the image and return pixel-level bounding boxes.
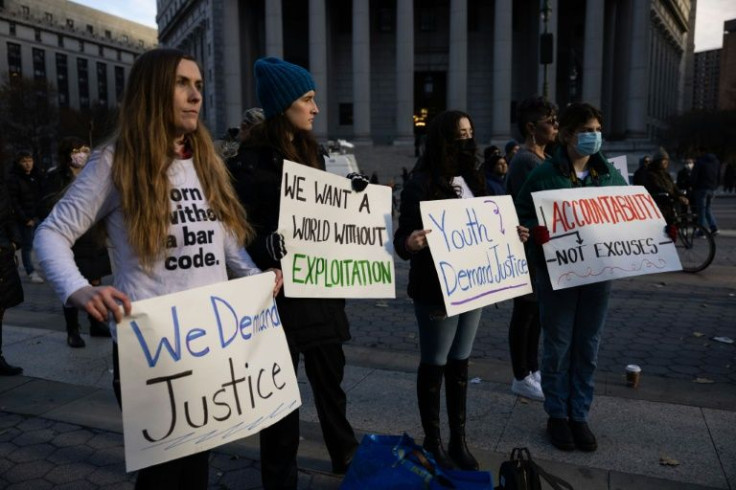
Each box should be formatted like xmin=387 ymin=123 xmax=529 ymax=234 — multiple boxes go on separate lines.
xmin=111 ymin=48 xmax=253 ymax=267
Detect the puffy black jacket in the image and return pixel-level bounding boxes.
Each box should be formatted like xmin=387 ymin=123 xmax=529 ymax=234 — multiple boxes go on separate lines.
xmin=228 ymin=145 xmax=350 ymax=351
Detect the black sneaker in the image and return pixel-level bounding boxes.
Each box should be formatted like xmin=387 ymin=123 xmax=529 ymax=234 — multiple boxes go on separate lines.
xmin=547 ymin=417 xmax=575 ymax=451
xmin=569 ymin=421 xmax=598 ymax=452
xmin=711 ymin=228 xmax=719 ymax=236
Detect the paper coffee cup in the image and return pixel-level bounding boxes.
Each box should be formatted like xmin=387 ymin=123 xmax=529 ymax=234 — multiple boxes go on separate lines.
xmin=625 ymin=364 xmax=641 ymax=388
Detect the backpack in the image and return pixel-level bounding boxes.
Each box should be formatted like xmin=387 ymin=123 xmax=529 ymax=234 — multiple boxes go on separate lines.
xmin=497 ymin=448 xmax=573 ymax=490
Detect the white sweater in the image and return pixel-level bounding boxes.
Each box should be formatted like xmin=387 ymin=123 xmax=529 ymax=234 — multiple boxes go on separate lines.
xmin=35 ymin=146 xmax=261 ymax=311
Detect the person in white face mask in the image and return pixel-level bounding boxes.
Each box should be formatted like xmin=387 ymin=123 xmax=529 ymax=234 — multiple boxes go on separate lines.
xmin=41 ymin=137 xmax=112 ymax=348
xmin=677 ymin=157 xmax=695 ymax=212
xmin=513 ymin=102 xmax=627 ymax=454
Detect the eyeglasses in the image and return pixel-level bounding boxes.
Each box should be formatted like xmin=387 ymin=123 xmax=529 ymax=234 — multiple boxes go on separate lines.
xmin=71 ymin=146 xmax=90 ymax=154
xmin=538 ymin=117 xmax=558 ymax=126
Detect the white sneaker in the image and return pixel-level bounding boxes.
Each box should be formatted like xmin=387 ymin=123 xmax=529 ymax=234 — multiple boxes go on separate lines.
xmin=29 ymin=271 xmax=44 ymax=284
xmin=511 ymin=374 xmax=545 ymax=401
xmin=531 ymin=370 xmax=541 ymax=384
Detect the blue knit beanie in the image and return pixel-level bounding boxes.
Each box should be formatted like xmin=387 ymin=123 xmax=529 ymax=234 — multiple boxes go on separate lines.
xmin=254 ymin=57 xmax=316 ymax=119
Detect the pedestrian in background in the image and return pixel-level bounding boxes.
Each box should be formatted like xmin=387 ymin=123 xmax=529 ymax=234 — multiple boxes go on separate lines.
xmin=505 ymin=96 xmax=558 ymax=402
xmin=483 ymin=153 xmax=508 ymax=196
xmin=676 ymin=157 xmax=695 ymax=202
xmin=632 ymin=154 xmax=651 ymax=186
xmin=691 ymin=147 xmax=720 ymax=236
xmin=394 ymin=110 xmax=529 ymax=470
xmin=41 ymin=137 xmax=112 ymax=348
xmin=515 ymin=102 xmax=627 ymax=453
xmin=35 ymin=48 xmax=278 ymax=489
xmin=239 ymin=107 xmax=265 ymax=142
xmin=504 ymin=139 xmax=520 ymax=164
xmin=643 ymin=147 xmax=688 ymax=224
xmin=0 ymin=175 xmax=24 ymax=376
xmin=228 ymin=56 xmax=360 ymax=489
xmin=7 ymin=150 xmax=44 ymax=284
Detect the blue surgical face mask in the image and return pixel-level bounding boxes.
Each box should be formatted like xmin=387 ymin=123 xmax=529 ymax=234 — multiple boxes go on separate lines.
xmin=576 ymin=131 xmax=602 ymax=156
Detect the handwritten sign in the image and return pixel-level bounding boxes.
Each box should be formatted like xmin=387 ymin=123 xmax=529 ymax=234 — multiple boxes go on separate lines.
xmin=608 ymin=155 xmax=629 ymax=182
xmin=420 ymin=196 xmax=532 ymax=316
xmin=532 ymin=186 xmax=682 ymax=290
xmin=118 ymin=273 xmax=300 ymax=472
xmin=278 ymin=160 xmax=395 ymax=298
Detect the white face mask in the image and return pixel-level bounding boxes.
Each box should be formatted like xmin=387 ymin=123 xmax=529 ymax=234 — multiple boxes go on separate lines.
xmin=685 ymin=163 xmax=694 ymax=171
xmin=70 ymin=149 xmax=90 ymax=168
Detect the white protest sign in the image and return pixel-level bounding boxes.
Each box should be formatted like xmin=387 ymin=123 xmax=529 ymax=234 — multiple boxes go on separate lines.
xmin=118 ymin=272 xmax=300 ymax=472
xmin=532 ymin=186 xmax=682 ymax=290
xmin=420 ymin=196 xmax=533 ymax=317
xmin=608 ymin=155 xmax=629 ymax=182
xmin=278 ymin=159 xmax=395 ymax=298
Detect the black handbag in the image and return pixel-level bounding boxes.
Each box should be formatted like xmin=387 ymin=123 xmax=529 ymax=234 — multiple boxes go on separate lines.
xmin=497 ymin=447 xmax=573 ymax=490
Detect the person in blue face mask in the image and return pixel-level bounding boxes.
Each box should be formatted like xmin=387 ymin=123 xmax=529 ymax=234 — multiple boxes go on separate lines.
xmin=513 ymin=102 xmax=627 ymax=453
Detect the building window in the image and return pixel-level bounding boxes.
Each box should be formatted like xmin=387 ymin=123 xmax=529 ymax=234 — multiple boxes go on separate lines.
xmin=56 ymin=53 xmax=69 ymax=107
xmin=35 ymin=28 xmax=41 ymax=42
xmin=9 ymin=21 xmax=15 ymax=36
xmin=114 ymin=65 xmax=124 ymax=101
xmin=67 ymin=18 xmax=74 ymax=29
xmin=78 ymin=58 xmax=89 ymax=109
xmin=138 ymin=39 xmax=144 ymax=48
xmin=97 ymin=62 xmax=108 ymax=106
xmin=86 ymin=24 xmax=94 ymax=35
xmin=99 ymin=45 xmax=104 ymax=56
xmin=7 ymin=42 xmax=22 ymax=79
xmin=122 ymin=35 xmax=128 ymax=43
xmin=45 ymin=12 xmax=52 ymax=23
xmin=32 ymin=48 xmax=45 ymax=81
xmin=79 ymin=40 xmax=84 ymax=52
xmin=58 ymin=34 xmax=63 ymax=47
xmin=22 ymin=5 xmax=29 ymax=16
xmin=105 ymin=29 xmax=111 ymax=39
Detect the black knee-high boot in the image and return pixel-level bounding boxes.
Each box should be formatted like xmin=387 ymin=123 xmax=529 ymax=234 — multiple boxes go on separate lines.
xmin=417 ymin=363 xmax=454 ymax=469
xmin=64 ymin=306 xmax=85 ymax=348
xmin=89 ymin=314 xmax=111 ymax=337
xmin=445 ymin=358 xmax=479 ymax=470
xmin=0 ymin=310 xmax=23 ymax=375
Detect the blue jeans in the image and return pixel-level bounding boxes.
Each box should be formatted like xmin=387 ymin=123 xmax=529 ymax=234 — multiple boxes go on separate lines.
xmin=536 ymin=269 xmax=611 ymax=422
xmin=694 ymin=189 xmax=717 ymax=231
xmin=413 ymin=302 xmax=482 ymax=365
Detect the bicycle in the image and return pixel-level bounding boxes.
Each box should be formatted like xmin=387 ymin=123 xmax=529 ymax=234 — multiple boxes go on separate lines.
xmin=657 ymin=194 xmax=716 ymax=273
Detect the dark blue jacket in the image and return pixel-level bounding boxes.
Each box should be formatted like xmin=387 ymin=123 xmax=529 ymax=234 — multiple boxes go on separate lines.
xmin=691 ymin=153 xmax=720 ymax=191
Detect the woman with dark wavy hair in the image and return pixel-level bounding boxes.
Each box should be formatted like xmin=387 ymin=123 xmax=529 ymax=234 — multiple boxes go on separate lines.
xmin=394 ymin=110 xmax=528 ymax=470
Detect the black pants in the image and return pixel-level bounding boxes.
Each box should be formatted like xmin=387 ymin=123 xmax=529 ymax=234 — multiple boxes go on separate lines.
xmin=508 ymin=296 xmax=541 ymax=380
xmin=112 ymin=343 xmax=210 ymax=490
xmin=260 ymin=342 xmax=358 ymax=490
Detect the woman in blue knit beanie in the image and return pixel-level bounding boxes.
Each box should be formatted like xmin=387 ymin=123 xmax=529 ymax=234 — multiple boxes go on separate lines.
xmin=227 ymin=57 xmax=360 ymax=490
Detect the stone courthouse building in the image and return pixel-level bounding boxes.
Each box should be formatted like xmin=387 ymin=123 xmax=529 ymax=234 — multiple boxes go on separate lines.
xmin=158 ymin=0 xmax=695 ymax=158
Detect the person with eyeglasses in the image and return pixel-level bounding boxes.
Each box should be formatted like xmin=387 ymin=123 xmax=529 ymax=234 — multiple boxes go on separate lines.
xmin=504 ymin=96 xmax=558 ymax=402
xmin=514 ymin=102 xmax=627 ymax=453
xmin=41 ymin=137 xmax=113 ymax=347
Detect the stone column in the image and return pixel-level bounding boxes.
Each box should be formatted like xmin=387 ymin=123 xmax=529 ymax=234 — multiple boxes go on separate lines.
xmin=582 ymin=0 xmax=605 ymax=108
xmin=626 ymin=0 xmax=649 ymax=138
xmin=310 ymin=0 xmax=328 ymax=140
xmin=265 ymin=0 xmax=283 ymax=58
xmin=492 ymin=0 xmax=512 ymax=142
xmin=222 ymin=0 xmax=242 ymax=129
xmin=353 ymin=0 xmax=372 ymax=143
xmin=448 ymin=0 xmax=467 ymax=110
xmin=395 ymin=0 xmax=414 ymax=144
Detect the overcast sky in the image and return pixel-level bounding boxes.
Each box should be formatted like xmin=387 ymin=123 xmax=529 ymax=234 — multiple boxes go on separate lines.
xmin=71 ymin=0 xmax=735 ymax=53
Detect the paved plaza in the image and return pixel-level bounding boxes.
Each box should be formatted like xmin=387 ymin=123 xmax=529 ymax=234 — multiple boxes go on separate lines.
xmin=1 ymin=145 xmax=734 ymax=489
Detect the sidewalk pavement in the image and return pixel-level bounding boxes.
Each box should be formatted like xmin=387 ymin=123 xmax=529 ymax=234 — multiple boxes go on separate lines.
xmin=2 ymin=325 xmax=735 ymax=489
xmin=1 ymin=145 xmax=734 ymax=488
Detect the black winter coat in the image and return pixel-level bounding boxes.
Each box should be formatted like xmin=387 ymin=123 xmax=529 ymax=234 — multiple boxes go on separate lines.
xmin=7 ymin=166 xmax=43 ymax=224
xmin=228 ymin=145 xmax=350 ymax=351
xmin=692 ymin=153 xmax=720 ymax=191
xmin=393 ymin=163 xmax=487 ymax=307
xmin=0 ymin=181 xmax=23 ymax=309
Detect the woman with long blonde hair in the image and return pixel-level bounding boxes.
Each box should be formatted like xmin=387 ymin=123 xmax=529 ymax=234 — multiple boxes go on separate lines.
xmin=35 ymin=48 xmax=281 ymax=489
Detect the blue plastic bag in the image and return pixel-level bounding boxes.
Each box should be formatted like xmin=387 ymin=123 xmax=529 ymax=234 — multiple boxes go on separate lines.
xmin=340 ymin=433 xmax=494 ymax=489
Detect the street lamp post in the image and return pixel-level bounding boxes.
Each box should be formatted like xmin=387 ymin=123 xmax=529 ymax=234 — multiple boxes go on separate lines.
xmin=540 ymin=0 xmax=553 ymax=99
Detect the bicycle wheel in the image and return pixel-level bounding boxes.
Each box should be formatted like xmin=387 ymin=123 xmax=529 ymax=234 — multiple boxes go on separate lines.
xmin=675 ymin=222 xmax=715 ymax=272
